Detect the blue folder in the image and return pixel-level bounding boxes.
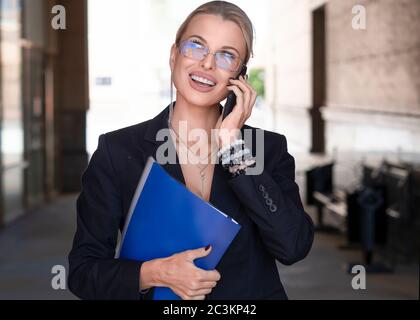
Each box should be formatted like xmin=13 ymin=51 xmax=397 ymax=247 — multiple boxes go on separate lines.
xmin=116 ymin=157 xmax=241 ymax=300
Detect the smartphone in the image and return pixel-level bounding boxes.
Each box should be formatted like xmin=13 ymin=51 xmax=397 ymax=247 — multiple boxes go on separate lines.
xmin=222 ymin=65 xmax=248 ymax=120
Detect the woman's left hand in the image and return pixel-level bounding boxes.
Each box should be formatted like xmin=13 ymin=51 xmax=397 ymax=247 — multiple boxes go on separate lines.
xmin=216 ymin=75 xmax=258 ymax=148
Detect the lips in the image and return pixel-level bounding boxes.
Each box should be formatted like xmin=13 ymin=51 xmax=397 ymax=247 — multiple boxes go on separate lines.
xmin=189 ymin=71 xmax=217 ymax=86
xmin=187 ymin=70 xmax=218 ymax=93
xmin=190 ymin=74 xmax=216 ymax=86
xmin=188 ymin=75 xmax=216 ymax=93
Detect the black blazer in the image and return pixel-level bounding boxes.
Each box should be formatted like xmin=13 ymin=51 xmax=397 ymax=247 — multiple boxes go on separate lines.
xmin=68 ymin=105 xmax=314 ymax=300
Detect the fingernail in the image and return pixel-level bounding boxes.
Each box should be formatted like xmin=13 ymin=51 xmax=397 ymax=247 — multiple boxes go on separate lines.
xmin=205 ymin=245 xmax=211 ymax=251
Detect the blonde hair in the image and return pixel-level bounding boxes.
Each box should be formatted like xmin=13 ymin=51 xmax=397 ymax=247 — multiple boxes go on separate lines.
xmin=175 ymin=1 xmax=254 ymax=65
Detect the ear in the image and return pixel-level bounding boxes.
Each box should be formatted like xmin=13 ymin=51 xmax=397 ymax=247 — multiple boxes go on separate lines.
xmin=169 ymin=43 xmax=177 ymax=73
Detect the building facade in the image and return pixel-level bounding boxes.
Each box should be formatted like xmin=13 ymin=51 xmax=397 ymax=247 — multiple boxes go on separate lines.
xmin=266 ymin=0 xmax=420 ymax=157
xmin=0 ymin=0 xmax=88 ymax=227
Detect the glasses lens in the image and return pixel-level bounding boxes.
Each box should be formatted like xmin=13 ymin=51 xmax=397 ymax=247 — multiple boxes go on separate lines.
xmin=215 ymin=52 xmax=240 ymax=72
xmin=180 ymin=40 xmax=206 ymax=61
xmin=179 ymin=40 xmax=241 ymax=72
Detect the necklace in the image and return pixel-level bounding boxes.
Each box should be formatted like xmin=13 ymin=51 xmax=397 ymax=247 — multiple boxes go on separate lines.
xmin=168 ymin=118 xmax=219 ymax=199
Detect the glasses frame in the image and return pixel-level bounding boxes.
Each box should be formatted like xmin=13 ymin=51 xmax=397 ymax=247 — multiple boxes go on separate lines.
xmin=178 ymin=39 xmax=244 ymax=73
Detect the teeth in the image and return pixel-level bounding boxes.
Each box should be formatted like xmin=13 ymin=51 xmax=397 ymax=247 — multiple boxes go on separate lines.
xmin=191 ymin=74 xmax=215 ymax=86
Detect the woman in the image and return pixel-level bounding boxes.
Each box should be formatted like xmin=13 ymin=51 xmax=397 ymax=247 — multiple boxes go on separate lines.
xmin=68 ymin=1 xmax=314 ymax=300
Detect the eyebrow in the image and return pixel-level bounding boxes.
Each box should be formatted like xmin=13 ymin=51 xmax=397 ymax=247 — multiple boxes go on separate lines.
xmin=188 ymin=34 xmax=240 ymax=56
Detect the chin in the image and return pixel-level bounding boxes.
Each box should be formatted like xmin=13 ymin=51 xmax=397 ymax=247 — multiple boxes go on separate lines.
xmin=182 ymin=90 xmax=221 ymax=108
xmin=175 ymin=75 xmax=223 ymax=107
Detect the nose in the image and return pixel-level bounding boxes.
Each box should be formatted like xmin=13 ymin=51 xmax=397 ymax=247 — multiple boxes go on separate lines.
xmin=200 ymin=52 xmax=216 ymax=70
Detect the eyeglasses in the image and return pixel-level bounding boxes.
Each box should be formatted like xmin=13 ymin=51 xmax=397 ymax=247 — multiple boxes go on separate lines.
xmin=178 ymin=40 xmax=243 ymax=72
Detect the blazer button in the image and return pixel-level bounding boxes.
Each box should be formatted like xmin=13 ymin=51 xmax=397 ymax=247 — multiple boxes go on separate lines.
xmin=265 ymin=198 xmax=273 ymax=206
xmin=269 ymin=204 xmax=277 ymax=212
xmin=263 ymin=192 xmax=269 ymax=199
xmin=259 ymin=184 xmax=265 ymax=192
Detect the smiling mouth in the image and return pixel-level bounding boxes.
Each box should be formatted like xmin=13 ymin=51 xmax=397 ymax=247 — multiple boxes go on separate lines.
xmin=189 ymin=74 xmax=216 ymax=87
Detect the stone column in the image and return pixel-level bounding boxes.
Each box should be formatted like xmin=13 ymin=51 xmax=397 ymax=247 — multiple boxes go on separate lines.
xmin=53 ymin=0 xmax=89 ymax=192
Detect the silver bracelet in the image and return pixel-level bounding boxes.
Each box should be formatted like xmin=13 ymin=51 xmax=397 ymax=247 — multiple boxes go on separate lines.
xmin=220 ymin=148 xmax=251 ymax=166
xmin=217 ymin=139 xmax=245 ymax=158
xmin=218 ymin=139 xmax=256 ymax=176
xmin=228 ymin=159 xmax=256 ymax=173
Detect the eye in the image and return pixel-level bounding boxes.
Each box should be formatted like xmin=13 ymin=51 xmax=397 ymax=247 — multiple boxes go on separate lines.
xmin=218 ymin=51 xmax=236 ymax=63
xmin=189 ymin=39 xmax=205 ymax=48
xmin=220 ymin=51 xmax=236 ymax=59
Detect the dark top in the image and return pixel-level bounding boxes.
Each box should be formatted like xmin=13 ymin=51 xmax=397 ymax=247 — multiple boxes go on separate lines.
xmin=68 ymin=105 xmax=314 ymax=300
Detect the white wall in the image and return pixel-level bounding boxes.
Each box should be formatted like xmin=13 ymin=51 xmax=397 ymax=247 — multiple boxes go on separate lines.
xmin=267 ymin=0 xmax=313 ymax=153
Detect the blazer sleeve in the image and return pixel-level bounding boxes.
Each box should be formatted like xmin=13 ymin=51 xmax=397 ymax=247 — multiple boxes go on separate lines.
xmin=227 ymin=133 xmax=314 ymax=266
xmin=68 ymin=134 xmax=146 ymax=300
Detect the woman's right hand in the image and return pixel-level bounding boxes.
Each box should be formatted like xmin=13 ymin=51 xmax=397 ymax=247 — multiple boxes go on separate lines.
xmin=141 ymin=245 xmax=221 ymax=300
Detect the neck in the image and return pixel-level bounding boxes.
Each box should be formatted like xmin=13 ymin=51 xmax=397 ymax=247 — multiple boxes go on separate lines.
xmin=170 ymin=95 xmax=221 ymax=139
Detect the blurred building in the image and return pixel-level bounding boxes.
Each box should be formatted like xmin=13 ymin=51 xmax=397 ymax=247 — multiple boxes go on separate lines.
xmin=267 ymin=0 xmax=420 ymax=158
xmin=0 ymin=0 xmax=418 ymax=300
xmin=2 ymin=0 xmax=419 ymax=227
xmin=0 ymin=0 xmax=88 ymax=227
